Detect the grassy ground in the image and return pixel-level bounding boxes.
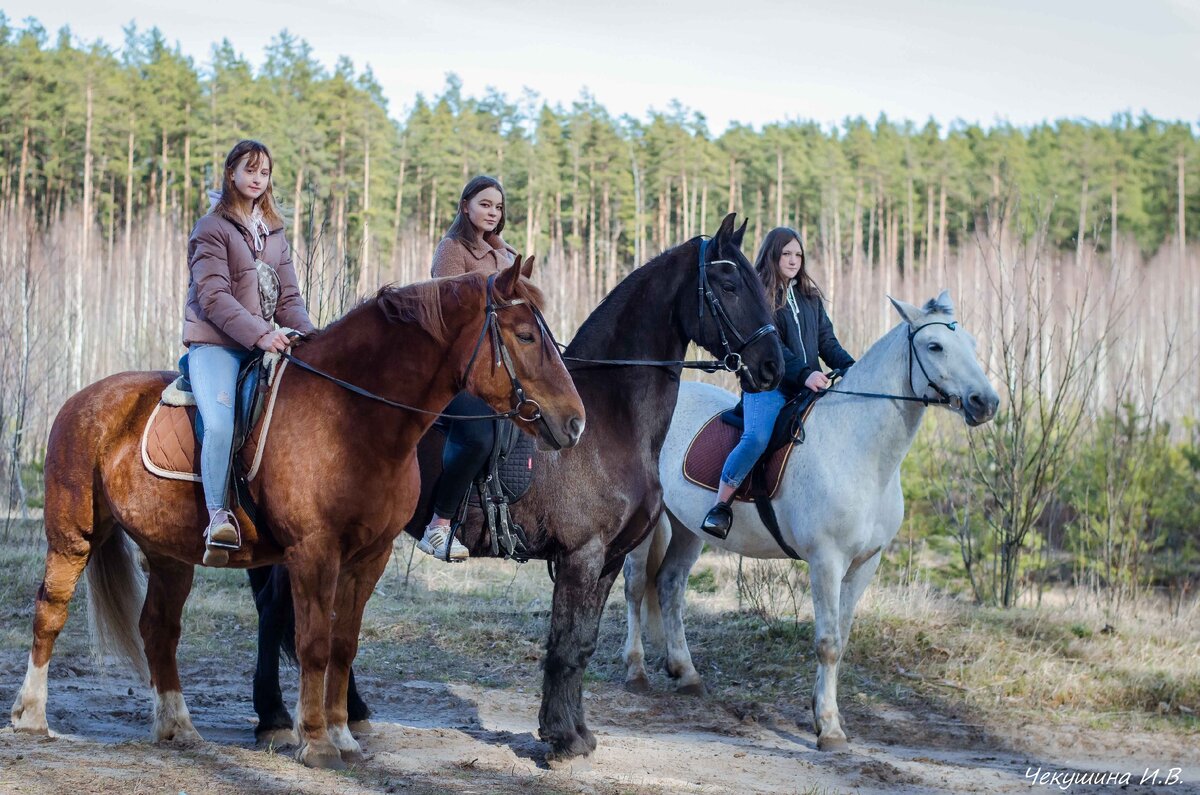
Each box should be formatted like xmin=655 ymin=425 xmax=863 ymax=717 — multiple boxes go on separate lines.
xmin=2 ymin=527 xmax=1195 ymax=755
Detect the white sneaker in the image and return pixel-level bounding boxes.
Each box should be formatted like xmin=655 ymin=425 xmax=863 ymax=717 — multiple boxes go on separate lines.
xmin=417 ymin=524 xmax=469 ymax=562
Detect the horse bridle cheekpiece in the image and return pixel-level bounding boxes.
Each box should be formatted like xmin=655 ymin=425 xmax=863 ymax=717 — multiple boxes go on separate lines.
xmin=697 ymin=237 xmax=778 ymax=373
xmin=907 ymin=320 xmax=961 ymax=408
xmin=459 ymin=272 xmax=555 ymax=424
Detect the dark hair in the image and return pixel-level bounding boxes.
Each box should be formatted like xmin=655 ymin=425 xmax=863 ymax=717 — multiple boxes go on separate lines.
xmin=754 ymin=226 xmax=822 ymax=311
xmin=445 ymin=175 xmax=506 ymax=247
xmin=212 ymin=140 xmax=284 ymax=228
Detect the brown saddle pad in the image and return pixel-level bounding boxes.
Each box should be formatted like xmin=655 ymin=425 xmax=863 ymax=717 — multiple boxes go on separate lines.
xmin=140 ymin=361 xmax=288 ymax=483
xmin=682 ymin=410 xmax=800 ymax=502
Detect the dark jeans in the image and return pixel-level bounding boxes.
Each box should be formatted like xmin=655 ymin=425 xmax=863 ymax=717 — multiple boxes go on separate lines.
xmin=433 ymin=392 xmax=496 ymax=519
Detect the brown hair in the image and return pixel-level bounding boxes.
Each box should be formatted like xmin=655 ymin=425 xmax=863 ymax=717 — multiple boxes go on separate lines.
xmin=754 ymin=226 xmax=822 ymax=311
xmin=211 ymin=140 xmax=285 ymax=229
xmin=445 ymin=175 xmax=506 ymax=247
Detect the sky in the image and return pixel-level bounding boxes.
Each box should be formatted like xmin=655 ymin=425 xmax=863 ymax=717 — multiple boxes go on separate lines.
xmin=2 ymin=0 xmax=1198 ymax=133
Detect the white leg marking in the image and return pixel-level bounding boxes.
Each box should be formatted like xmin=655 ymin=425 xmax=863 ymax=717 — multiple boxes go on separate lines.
xmin=328 ymin=722 xmax=362 ymax=755
xmin=152 ymin=690 xmax=202 ymax=743
xmin=10 ymin=654 xmax=50 ymax=734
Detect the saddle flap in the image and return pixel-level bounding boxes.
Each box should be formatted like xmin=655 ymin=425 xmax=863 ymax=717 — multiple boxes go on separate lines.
xmin=682 ymin=408 xmax=801 ymax=502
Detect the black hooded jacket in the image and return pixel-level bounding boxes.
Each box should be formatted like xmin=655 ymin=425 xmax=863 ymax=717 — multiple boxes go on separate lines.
xmin=775 ymin=281 xmax=855 ymax=397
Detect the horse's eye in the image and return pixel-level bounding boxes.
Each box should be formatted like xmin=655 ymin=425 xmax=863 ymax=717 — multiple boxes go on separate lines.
xmin=928 ymin=342 xmax=943 ymax=353
xmin=517 ymin=332 xmax=536 ymax=344
xmin=720 ymin=282 xmax=736 ymax=293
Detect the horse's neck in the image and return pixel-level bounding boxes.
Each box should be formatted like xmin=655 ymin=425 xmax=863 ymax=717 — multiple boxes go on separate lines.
xmin=295 ymin=298 xmax=472 ymax=446
xmin=566 ymin=258 xmax=689 ymax=363
xmin=820 ymin=324 xmax=926 ymax=476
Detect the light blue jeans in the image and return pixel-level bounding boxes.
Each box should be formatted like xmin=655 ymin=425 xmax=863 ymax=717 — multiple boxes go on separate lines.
xmin=720 ymin=388 xmax=788 ymax=489
xmin=189 ymin=343 xmax=252 ymax=511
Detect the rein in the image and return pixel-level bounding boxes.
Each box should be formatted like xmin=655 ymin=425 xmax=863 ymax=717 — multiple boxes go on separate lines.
xmin=283 ymin=273 xmax=547 ymax=423
xmin=822 ymin=320 xmax=961 ymax=409
xmin=557 ymin=237 xmax=777 ymax=374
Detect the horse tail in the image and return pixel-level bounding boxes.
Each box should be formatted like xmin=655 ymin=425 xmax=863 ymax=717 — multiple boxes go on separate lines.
xmin=641 ymin=513 xmax=672 ymax=648
xmin=85 ymin=527 xmax=149 ymax=682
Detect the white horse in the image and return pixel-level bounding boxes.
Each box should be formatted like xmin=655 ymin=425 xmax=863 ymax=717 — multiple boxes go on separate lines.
xmin=623 ymin=292 xmax=999 ymax=751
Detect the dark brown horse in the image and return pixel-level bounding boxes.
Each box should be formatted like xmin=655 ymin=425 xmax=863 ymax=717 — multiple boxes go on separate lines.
xmin=9 ymin=258 xmax=585 ymax=769
xmin=249 ymin=213 xmax=785 ymax=764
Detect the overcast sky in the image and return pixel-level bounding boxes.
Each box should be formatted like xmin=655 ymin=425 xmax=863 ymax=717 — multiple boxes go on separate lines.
xmin=3 ymin=0 xmax=1197 ymax=132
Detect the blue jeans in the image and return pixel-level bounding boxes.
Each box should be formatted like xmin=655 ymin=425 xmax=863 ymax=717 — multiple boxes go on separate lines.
xmin=720 ymin=388 xmax=788 ymax=489
xmin=189 ymin=343 xmax=252 ymax=511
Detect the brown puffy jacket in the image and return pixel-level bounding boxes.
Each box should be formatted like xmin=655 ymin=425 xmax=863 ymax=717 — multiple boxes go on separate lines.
xmin=430 ymin=232 xmax=517 ymax=278
xmin=183 ymin=213 xmax=316 ymax=349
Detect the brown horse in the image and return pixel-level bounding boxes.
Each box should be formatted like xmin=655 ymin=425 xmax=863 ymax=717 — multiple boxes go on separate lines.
xmin=9 ymin=257 xmax=584 ymax=769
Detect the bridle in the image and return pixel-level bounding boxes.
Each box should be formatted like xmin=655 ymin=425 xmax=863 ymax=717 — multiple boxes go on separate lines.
xmin=283 ymin=272 xmax=558 ymax=424
xmin=695 ymin=236 xmax=779 ymax=374
xmin=824 ymin=319 xmax=962 ymax=408
xmin=561 ymin=237 xmax=778 ymax=374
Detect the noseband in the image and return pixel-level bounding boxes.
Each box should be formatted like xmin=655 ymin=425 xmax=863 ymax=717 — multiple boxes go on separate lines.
xmin=696 ymin=237 xmax=778 ymax=373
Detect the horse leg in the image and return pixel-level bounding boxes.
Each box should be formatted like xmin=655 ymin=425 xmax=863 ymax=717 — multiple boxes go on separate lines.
xmin=140 ymin=554 xmax=201 ymax=744
xmin=809 ymin=550 xmax=850 ymax=751
xmin=831 ymin=548 xmax=882 ymax=740
xmin=288 ymin=549 xmax=344 ymax=769
xmin=657 ymin=525 xmax=706 ymax=696
xmin=540 ymin=539 xmax=616 ymax=763
xmin=622 ymin=536 xmax=653 ymax=693
xmin=251 ymin=565 xmax=297 ymax=746
xmin=10 ymin=543 xmax=91 ymax=734
xmin=323 ymin=550 xmax=389 ymax=763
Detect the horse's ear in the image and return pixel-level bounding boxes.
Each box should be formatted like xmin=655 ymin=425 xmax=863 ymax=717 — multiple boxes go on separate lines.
xmin=520 ymin=254 xmax=535 ymax=279
xmin=927 ymin=289 xmax=954 ymax=316
xmin=731 ymin=217 xmax=749 ymax=249
xmin=888 ymin=295 xmax=922 ymax=325
xmin=495 ymin=254 xmax=523 ymax=297
xmin=714 ymin=212 xmax=737 ymax=245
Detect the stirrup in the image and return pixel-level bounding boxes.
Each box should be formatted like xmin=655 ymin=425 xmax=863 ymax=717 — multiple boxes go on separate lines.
xmin=204 ymin=510 xmax=241 ymax=550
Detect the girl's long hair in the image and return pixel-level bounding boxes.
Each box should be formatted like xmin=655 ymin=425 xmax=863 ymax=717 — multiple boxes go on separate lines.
xmin=754 ymin=226 xmax=822 ymax=311
xmin=445 ymin=175 xmax=505 ymax=247
xmin=211 ymin=140 xmax=285 ymax=229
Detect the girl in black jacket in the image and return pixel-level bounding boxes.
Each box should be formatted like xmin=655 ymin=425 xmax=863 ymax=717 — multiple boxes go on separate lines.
xmin=702 ymin=227 xmax=856 ymax=538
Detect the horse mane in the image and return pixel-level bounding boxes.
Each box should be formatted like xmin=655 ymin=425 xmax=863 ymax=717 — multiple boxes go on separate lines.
xmin=372 ymin=271 xmax=547 ymax=346
xmin=922 ymin=296 xmax=954 ymax=316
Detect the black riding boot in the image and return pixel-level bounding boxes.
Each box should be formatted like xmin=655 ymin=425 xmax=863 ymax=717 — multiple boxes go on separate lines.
xmin=701 ymin=499 xmax=734 ymax=539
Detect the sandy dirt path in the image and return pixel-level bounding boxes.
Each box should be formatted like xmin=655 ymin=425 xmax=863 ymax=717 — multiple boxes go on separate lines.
xmin=3 ymin=647 xmax=1196 ymax=795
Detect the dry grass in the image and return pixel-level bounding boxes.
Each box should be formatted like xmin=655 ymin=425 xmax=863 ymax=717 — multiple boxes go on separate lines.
xmin=1 ymin=532 xmax=1196 ymax=753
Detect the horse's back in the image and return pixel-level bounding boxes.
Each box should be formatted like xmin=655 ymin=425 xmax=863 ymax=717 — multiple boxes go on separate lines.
xmin=47 ymin=370 xmax=175 ymax=461
xmin=662 ymin=380 xmax=737 ymax=459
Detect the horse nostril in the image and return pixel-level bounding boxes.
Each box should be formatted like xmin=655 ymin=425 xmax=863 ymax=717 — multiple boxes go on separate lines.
xmin=761 ymin=359 xmax=779 ymax=381
xmin=567 ymin=416 xmax=585 ymax=440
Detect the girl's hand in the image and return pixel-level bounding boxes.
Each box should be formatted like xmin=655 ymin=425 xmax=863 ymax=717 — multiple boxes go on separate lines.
xmin=255 ymin=329 xmax=292 ymax=353
xmin=804 ymin=371 xmax=831 ymax=392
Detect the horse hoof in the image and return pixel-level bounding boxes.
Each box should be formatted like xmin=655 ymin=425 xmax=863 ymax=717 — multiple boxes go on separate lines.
xmin=298 ymin=742 xmax=347 ymax=770
xmin=11 ymin=720 xmax=50 ymax=736
xmin=546 ymin=752 xmax=593 ymax=772
xmin=817 ymin=735 xmax=850 ymax=752
xmin=624 ymin=675 xmax=652 ymax=694
xmin=348 ymin=719 xmax=373 ymax=736
xmin=257 ymin=727 xmax=299 ymax=749
xmin=676 ymin=681 xmax=707 ymax=697
xmin=578 ymin=726 xmax=597 ymax=752
xmin=158 ymin=728 xmax=203 ymax=746
xmin=339 ymin=747 xmax=366 ymax=764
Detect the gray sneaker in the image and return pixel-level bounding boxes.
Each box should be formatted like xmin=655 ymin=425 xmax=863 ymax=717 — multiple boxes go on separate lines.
xmin=417 ymin=524 xmax=469 ymax=562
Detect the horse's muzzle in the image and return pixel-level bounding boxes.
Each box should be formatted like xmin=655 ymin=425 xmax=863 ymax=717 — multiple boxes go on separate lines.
xmin=963 ymin=389 xmax=1000 ymax=426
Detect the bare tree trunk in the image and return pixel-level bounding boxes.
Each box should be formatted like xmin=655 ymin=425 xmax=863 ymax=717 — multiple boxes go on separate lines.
xmin=727 ymin=156 xmax=736 ymax=214
xmin=1075 ymin=174 xmax=1089 ymax=268
xmin=125 ymin=125 xmax=134 ymax=267
xmin=924 ymin=181 xmax=934 ymax=274
xmin=358 ymin=128 xmax=371 ymax=294
xmin=16 ymin=119 xmax=29 ymax=218
xmin=905 ymin=173 xmax=914 ymax=277
xmin=851 ymin=179 xmax=862 ymax=274
xmin=293 ymin=163 xmax=306 ymax=267
xmin=1178 ymin=153 xmax=1187 ymax=267
xmin=775 ymin=148 xmax=784 ymax=227
xmin=631 ymin=148 xmax=643 ymax=266
xmin=866 ymin=183 xmax=876 ymax=270
xmin=937 ymin=176 xmax=948 ymax=283
xmin=1110 ymin=177 xmax=1118 ymax=264
xmin=392 ymin=157 xmax=406 ymax=269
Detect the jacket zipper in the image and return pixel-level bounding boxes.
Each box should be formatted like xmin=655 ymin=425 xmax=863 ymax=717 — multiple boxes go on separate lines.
xmin=786 ymin=281 xmax=807 ymax=365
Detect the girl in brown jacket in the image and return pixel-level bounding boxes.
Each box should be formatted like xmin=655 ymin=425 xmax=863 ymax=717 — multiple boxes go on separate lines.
xmin=420 ymin=176 xmax=517 ymax=561
xmin=185 ymin=140 xmax=316 ymax=566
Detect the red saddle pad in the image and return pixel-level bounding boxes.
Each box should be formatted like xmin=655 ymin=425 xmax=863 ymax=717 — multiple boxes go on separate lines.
xmin=681 ymin=410 xmax=797 ymax=502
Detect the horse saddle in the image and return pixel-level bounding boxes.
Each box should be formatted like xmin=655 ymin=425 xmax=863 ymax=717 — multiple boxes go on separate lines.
xmin=432 ymin=417 xmax=537 ymax=561
xmin=681 ymin=391 xmax=820 ymax=502
xmin=140 ymin=351 xmax=289 ymax=485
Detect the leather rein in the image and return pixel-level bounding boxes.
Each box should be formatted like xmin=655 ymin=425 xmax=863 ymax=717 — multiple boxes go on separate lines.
xmin=560 ymin=237 xmax=778 ymax=374
xmin=282 ymin=272 xmax=551 ymax=423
